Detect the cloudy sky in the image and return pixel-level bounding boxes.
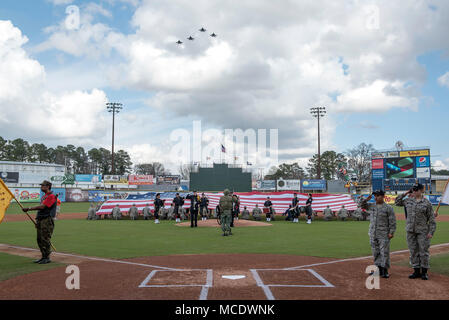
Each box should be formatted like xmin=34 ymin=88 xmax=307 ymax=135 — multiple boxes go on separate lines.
xmin=1 ymin=0 xmax=448 ymax=173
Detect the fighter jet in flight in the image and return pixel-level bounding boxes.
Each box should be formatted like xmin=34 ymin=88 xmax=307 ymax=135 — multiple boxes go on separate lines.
xmin=199 ymin=27 xmax=206 ymax=32
xmin=210 ymin=33 xmax=217 ymax=37
xmin=187 ymin=36 xmax=194 ymax=40
xmin=176 ymin=40 xmax=183 ymax=45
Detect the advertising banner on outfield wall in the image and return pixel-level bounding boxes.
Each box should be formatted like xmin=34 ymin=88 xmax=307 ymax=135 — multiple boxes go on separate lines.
xmin=88 ymin=190 xmax=129 ymax=202
xmin=372 ymin=169 xmax=385 ymax=179
xmin=0 ymin=172 xmax=19 ymax=183
xmin=103 ymin=175 xmax=128 ymax=185
xmin=371 ymin=159 xmax=384 ymax=169
xmin=10 ymin=188 xmax=41 ymax=203
xmin=66 ymin=189 xmax=89 ymax=202
xmin=357 ymin=194 xmax=397 ymax=205
xmin=128 ymin=175 xmax=154 ymax=185
xmin=301 ymin=180 xmax=327 ymax=190
xmin=416 ymin=156 xmax=430 ymax=168
xmin=256 ymin=180 xmax=276 ymax=190
xmin=416 ymin=167 xmax=431 ymax=178
xmin=40 ymin=188 xmax=66 ymax=202
xmin=277 ymin=179 xmax=301 ymax=190
xmin=75 ymin=174 xmax=102 ymax=183
xmin=156 ymin=175 xmax=181 ymax=185
xmin=399 ymin=150 xmax=429 ymax=157
xmin=19 ymin=172 xmax=60 ymax=184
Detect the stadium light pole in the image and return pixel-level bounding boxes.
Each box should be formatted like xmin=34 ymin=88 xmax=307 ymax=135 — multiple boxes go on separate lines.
xmin=310 ymin=106 xmax=326 ymax=179
xmin=106 ymin=102 xmax=123 ymax=174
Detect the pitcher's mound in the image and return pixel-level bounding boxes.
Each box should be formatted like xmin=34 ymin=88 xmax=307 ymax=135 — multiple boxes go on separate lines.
xmin=176 ymin=219 xmax=272 ymax=227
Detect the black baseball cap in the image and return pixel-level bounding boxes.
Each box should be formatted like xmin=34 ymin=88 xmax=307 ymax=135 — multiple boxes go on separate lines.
xmin=373 ymin=190 xmax=385 ymax=196
xmin=40 ymin=180 xmax=52 ymax=187
xmin=412 ymin=183 xmax=424 ymax=191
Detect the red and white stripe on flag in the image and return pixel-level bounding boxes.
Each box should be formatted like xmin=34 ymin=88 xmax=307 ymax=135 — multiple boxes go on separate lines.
xmin=96 ymin=192 xmax=357 ymax=215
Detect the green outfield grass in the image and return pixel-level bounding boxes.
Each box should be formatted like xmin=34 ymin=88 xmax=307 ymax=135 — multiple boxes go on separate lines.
xmin=396 ymin=252 xmax=449 ymax=277
xmin=6 ymin=202 xmax=92 ymax=215
xmin=5 ymin=202 xmax=449 ymax=215
xmin=0 ymin=252 xmax=62 ymax=282
xmin=1 ymin=219 xmax=448 ymax=260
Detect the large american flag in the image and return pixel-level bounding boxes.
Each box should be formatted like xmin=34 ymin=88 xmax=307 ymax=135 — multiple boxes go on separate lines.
xmin=96 ymin=192 xmax=357 ymax=215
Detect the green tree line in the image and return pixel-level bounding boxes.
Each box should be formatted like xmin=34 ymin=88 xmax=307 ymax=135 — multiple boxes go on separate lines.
xmin=0 ymin=136 xmax=132 ymax=175
xmin=265 ymin=143 xmax=377 ymax=182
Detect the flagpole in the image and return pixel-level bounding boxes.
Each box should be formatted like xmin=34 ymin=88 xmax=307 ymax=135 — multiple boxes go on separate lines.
xmin=435 ymin=178 xmax=449 ymax=217
xmin=12 ymin=196 xmax=57 ymax=252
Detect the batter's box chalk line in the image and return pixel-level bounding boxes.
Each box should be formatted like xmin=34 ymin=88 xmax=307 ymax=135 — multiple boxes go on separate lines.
xmin=250 ymin=268 xmax=335 ymax=301
xmin=138 ymin=269 xmax=213 ymax=301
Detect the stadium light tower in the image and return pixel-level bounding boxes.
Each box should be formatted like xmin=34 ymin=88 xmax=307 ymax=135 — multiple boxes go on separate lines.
xmin=310 ymin=106 xmax=326 ymax=179
xmin=106 ymin=102 xmax=123 ymax=174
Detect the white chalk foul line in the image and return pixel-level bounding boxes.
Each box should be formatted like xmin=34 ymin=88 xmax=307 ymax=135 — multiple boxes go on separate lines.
xmin=284 ymin=242 xmax=449 ymax=270
xmin=250 ymin=269 xmax=275 ymax=301
xmin=0 ymin=244 xmax=183 ymax=271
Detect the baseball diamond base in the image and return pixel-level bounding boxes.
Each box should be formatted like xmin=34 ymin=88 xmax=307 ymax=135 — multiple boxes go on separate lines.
xmin=1 ymin=245 xmax=449 ymax=300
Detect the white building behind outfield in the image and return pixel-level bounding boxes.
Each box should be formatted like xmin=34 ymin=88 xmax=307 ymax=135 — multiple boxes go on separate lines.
xmin=0 ymin=161 xmax=65 ymax=187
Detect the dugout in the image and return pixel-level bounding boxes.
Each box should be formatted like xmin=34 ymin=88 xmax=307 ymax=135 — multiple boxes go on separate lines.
xmin=189 ymin=163 xmax=252 ymax=192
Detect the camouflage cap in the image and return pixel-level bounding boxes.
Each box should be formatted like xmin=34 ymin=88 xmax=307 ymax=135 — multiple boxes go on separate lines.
xmin=223 ymin=189 xmax=230 ymax=195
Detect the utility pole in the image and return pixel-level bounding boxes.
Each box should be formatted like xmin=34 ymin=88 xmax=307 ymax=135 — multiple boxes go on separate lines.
xmin=106 ymin=102 xmax=123 ymax=174
xmin=310 ymin=106 xmax=326 ymax=179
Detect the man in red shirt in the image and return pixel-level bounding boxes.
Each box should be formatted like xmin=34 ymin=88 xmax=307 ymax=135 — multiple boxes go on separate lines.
xmin=22 ymin=180 xmax=56 ymax=264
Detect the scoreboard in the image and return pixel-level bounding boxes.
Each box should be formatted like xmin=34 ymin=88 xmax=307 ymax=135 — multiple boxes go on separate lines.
xmin=371 ymin=149 xmax=431 ymax=192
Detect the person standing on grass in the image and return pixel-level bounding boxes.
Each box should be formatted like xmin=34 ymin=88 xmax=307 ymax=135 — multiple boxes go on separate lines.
xmin=291 ymin=193 xmax=300 ymax=223
xmin=395 ymin=183 xmax=436 ymax=280
xmin=264 ymin=197 xmax=273 ymax=222
xmin=360 ymin=190 xmax=396 ymax=279
xmin=21 ymin=180 xmax=56 ymax=264
xmin=200 ymin=193 xmax=209 ymax=221
xmin=54 ymin=197 xmax=61 ymax=220
xmin=153 ymin=193 xmax=164 ymax=224
xmin=305 ymin=193 xmax=313 ymax=224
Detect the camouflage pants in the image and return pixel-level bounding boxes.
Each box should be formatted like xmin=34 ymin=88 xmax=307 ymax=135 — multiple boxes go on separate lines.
xmin=36 ymin=216 xmax=54 ymax=259
xmin=200 ymin=207 xmax=208 ymax=217
xmin=370 ymin=237 xmax=391 ymax=268
xmin=221 ymin=210 xmax=232 ymax=234
xmin=407 ymin=232 xmax=431 ymax=268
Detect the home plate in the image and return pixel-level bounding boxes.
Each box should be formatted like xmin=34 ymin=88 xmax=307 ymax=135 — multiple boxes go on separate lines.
xmin=222 ymin=275 xmax=246 ymax=280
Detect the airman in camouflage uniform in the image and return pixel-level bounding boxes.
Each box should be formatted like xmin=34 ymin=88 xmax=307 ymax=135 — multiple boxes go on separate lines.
xmin=142 ymin=204 xmax=152 ymax=220
xmin=337 ymin=205 xmax=348 ymax=221
xmin=252 ymin=204 xmax=262 ymax=221
xmin=128 ymin=204 xmax=139 ymax=220
xmin=219 ymin=189 xmax=235 ymax=236
xmin=160 ymin=206 xmax=168 ymax=220
xmin=241 ymin=206 xmax=250 ymax=220
xmin=180 ymin=207 xmax=187 ymax=220
xmin=112 ymin=204 xmax=122 ymax=220
xmin=352 ymin=207 xmax=363 ymax=221
xmin=360 ymin=190 xmax=396 ymax=278
xmin=395 ymin=184 xmax=436 ymax=280
xmin=323 ymin=205 xmax=334 ymax=221
xmin=87 ymin=203 xmax=97 ymax=220
xmin=167 ymin=203 xmax=175 ymax=220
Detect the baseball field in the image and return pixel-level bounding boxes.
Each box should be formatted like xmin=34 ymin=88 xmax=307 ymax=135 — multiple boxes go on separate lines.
xmin=1 ymin=203 xmax=449 ymax=300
